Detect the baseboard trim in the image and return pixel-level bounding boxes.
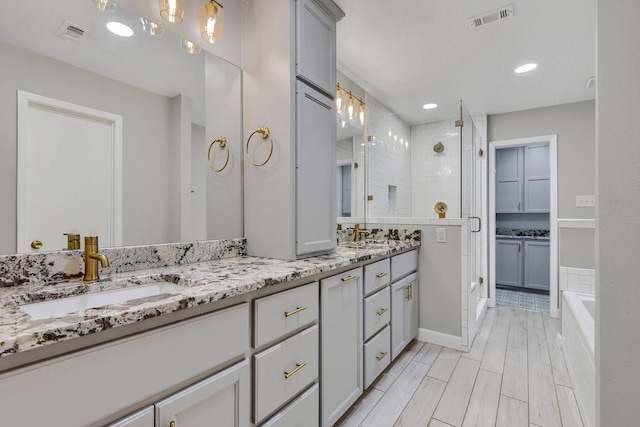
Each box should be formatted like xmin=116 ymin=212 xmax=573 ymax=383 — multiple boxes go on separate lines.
xmin=418 ymin=328 xmax=463 ymax=351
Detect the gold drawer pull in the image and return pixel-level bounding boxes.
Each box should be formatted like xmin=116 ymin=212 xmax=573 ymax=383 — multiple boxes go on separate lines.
xmin=285 ymin=306 xmax=308 ymax=317
xmin=376 ymin=308 xmax=389 ymax=316
xmin=341 ymin=275 xmax=358 ymax=282
xmin=376 ymin=272 xmax=388 ymax=278
xmin=170 ymin=422 xmax=175 ymax=427
xmin=284 ymin=362 xmax=307 ymax=379
xmin=376 ymin=352 xmax=388 ymax=361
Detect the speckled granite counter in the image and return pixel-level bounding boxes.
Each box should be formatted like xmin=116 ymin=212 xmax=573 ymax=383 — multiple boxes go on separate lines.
xmin=0 ymin=238 xmax=419 ymax=360
xmin=496 ymin=228 xmax=550 ymax=240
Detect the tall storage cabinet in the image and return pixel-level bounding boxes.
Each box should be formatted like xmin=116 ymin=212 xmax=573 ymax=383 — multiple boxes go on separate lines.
xmin=496 ymin=145 xmax=549 ymax=213
xmin=242 ymin=0 xmax=344 ymax=260
xmin=321 ymin=267 xmax=363 ymax=427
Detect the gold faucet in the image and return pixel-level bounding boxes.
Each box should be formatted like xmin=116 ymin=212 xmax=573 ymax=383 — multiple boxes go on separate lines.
xmin=354 ymin=224 xmax=371 ymax=242
xmin=64 ymin=233 xmax=81 ymax=250
xmin=83 ymin=236 xmax=109 ymax=283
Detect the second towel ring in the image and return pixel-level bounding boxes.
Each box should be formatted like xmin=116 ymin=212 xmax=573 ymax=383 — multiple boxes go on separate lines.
xmin=246 ymin=126 xmax=273 ymax=167
xmin=208 ymin=137 xmax=230 ymax=172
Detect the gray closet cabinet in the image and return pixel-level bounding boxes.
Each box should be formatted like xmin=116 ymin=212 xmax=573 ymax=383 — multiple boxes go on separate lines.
xmin=496 ymin=237 xmax=550 ymax=291
xmin=496 ymin=238 xmax=523 ymax=287
xmin=496 ymin=145 xmax=549 ymax=213
xmin=524 ymin=240 xmax=550 ymax=290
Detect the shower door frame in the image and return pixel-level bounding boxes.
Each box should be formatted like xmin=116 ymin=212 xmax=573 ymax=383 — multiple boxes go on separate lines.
xmin=488 ymin=134 xmax=559 ymax=318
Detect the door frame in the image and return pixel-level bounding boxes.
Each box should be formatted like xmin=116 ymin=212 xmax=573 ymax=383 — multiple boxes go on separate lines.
xmin=17 ymin=90 xmax=123 ymax=251
xmin=488 ymin=134 xmax=558 ymax=318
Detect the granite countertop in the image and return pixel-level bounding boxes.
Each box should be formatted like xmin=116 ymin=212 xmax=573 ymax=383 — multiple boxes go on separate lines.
xmin=0 ymin=241 xmax=419 ymax=359
xmin=495 ymin=228 xmax=550 ymax=240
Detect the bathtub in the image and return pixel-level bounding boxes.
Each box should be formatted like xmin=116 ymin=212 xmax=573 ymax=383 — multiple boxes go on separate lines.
xmin=561 ymin=291 xmax=595 ymax=427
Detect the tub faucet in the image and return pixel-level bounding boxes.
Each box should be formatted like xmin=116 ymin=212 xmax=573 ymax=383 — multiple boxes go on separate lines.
xmin=354 ymin=224 xmax=370 ymax=242
xmin=83 ymin=236 xmax=109 ymax=283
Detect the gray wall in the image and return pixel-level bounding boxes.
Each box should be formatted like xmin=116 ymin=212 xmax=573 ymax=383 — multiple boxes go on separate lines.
xmin=597 ymin=1 xmax=640 ymax=424
xmin=0 ymin=42 xmax=179 ymax=254
xmin=488 ymin=100 xmax=596 ymax=269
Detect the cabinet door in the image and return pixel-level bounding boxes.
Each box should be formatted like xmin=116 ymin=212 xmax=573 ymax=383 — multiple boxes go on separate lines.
xmin=390 ymin=278 xmax=407 ymax=360
xmin=107 ymin=407 xmax=154 ymax=427
xmin=496 ymin=239 xmax=523 ymax=287
xmin=406 ymin=273 xmax=419 ymax=342
xmin=155 ymin=359 xmax=250 ymax=427
xmin=496 ymin=147 xmax=523 ymax=213
xmin=296 ymin=80 xmax=336 ymax=256
xmin=524 ymin=241 xmax=550 ymax=290
xmin=320 ymin=268 xmax=363 ymax=427
xmin=524 ymin=145 xmax=550 ymax=213
xmin=296 ymin=0 xmax=336 ymax=96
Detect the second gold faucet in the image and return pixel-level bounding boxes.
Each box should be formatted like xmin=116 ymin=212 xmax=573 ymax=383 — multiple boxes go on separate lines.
xmin=83 ymin=236 xmax=109 ymax=283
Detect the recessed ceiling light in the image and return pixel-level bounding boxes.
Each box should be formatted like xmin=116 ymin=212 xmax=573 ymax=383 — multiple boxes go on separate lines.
xmin=515 ymin=63 xmax=538 ymax=74
xmin=107 ymin=21 xmax=133 ymax=37
xmin=422 ymin=103 xmax=438 ymax=109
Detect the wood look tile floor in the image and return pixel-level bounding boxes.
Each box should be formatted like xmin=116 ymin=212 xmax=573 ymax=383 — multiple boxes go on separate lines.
xmin=334 ymin=306 xmax=584 ymax=427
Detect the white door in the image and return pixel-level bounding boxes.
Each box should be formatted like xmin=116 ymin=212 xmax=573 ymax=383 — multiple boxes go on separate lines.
xmin=17 ymin=91 xmax=122 ymax=253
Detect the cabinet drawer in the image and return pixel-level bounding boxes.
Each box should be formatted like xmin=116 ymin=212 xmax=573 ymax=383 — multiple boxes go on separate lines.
xmin=363 ymin=258 xmax=391 ymax=295
xmin=261 ymin=383 xmax=319 ymax=427
xmin=391 ymin=250 xmax=418 ymax=281
xmin=254 ymin=325 xmax=319 ymax=423
xmin=363 ymin=286 xmax=391 ymax=341
xmin=364 ymin=325 xmax=391 ymax=389
xmin=254 ymin=281 xmax=319 ymax=348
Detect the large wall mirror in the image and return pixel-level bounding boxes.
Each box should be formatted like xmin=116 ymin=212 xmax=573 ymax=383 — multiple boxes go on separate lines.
xmin=0 ymin=0 xmax=243 ymax=255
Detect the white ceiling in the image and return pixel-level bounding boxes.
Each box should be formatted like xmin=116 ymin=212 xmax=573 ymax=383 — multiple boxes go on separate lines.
xmin=333 ymin=0 xmax=596 ymax=125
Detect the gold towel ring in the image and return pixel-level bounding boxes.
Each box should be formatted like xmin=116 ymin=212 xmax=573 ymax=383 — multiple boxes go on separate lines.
xmin=246 ymin=126 xmax=273 ymax=167
xmin=208 ymin=137 xmax=230 ymax=172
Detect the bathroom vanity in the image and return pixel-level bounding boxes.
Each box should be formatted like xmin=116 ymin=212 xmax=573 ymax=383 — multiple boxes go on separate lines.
xmin=0 ymin=236 xmax=419 ymax=426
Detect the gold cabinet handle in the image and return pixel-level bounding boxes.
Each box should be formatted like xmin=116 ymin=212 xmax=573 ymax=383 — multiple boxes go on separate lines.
xmin=376 ymin=272 xmax=388 ymax=278
xmin=31 ymin=240 xmax=43 ymax=249
xmin=341 ymin=275 xmax=358 ymax=282
xmin=284 ymin=362 xmax=307 ymax=379
xmin=170 ymin=422 xmax=175 ymax=427
xmin=376 ymin=308 xmax=389 ymax=316
xmin=284 ymin=306 xmax=308 ymax=317
xmin=406 ymin=283 xmax=413 ymax=301
xmin=376 ymin=352 xmax=388 ymax=361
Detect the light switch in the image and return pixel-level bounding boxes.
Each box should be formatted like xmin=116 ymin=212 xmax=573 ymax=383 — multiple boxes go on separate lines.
xmin=436 ymin=228 xmax=447 ymax=243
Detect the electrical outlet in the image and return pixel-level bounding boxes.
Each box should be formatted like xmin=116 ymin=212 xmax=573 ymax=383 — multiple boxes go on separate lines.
xmin=436 ymin=228 xmax=447 ymax=243
xmin=576 ymin=195 xmax=596 ymax=207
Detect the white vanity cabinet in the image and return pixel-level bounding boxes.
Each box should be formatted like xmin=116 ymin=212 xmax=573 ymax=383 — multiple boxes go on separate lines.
xmin=0 ymin=304 xmax=250 ymax=426
xmin=320 ymin=267 xmax=363 ymax=427
xmin=253 ymin=281 xmax=320 ymax=425
xmin=390 ymin=252 xmax=419 ymax=360
xmin=155 ymin=360 xmax=250 ymax=427
xmin=242 ymin=0 xmax=344 ymax=260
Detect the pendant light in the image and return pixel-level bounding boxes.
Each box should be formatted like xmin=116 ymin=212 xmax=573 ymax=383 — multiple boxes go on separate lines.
xmin=199 ymin=0 xmax=225 ymax=44
xmin=159 ymin=0 xmax=184 ymax=23
xmin=347 ymin=94 xmax=355 ymax=120
xmin=336 ymin=87 xmax=345 ymax=113
xmin=140 ymin=17 xmax=164 ymax=36
xmin=90 ymin=0 xmax=115 ymax=11
xmin=359 ymin=102 xmax=365 ymax=126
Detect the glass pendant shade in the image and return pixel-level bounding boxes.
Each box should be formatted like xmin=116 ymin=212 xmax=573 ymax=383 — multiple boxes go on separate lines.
xmin=181 ymin=38 xmax=201 ymax=54
xmin=336 ymin=88 xmax=345 ymax=112
xmin=91 ymin=0 xmax=116 ymax=11
xmin=140 ymin=17 xmax=164 ymax=36
xmin=359 ymin=103 xmax=365 ymax=126
xmin=199 ymin=0 xmax=224 ymax=44
xmin=160 ymin=0 xmax=184 ymax=23
xmin=347 ymin=95 xmax=355 ymax=120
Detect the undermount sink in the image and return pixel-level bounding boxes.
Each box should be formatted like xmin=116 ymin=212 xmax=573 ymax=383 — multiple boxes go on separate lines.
xmin=21 ymin=281 xmax=184 ymax=320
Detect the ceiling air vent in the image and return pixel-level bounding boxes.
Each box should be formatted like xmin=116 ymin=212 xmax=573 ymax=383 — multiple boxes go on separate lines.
xmin=56 ymin=20 xmax=87 ymax=41
xmin=468 ymin=4 xmax=514 ymax=29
